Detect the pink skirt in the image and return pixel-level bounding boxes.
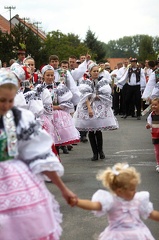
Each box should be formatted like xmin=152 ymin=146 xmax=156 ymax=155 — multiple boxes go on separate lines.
xmin=42 ymin=110 xmax=80 ymax=146
xmin=0 ymin=160 xmax=62 ymax=240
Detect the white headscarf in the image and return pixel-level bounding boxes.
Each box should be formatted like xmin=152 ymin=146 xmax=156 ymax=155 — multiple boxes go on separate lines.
xmin=88 ymin=62 xmax=98 ymax=72
xmin=10 ymin=63 xmax=26 ymax=81
xmin=41 ymin=65 xmax=54 ymax=75
xmin=0 ymin=68 xmax=18 ymax=87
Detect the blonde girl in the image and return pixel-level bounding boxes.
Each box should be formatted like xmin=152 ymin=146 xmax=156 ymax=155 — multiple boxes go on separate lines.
xmin=70 ymin=163 xmax=159 ymax=240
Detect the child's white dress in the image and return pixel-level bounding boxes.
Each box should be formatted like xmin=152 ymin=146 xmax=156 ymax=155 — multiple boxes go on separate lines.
xmin=92 ymin=190 xmax=155 ymax=240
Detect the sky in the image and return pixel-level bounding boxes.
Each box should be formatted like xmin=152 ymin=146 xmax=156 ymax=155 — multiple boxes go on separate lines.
xmin=0 ymin=0 xmax=159 ymax=43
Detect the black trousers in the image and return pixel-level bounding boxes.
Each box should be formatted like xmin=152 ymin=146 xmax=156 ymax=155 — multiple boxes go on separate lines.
xmin=113 ymin=86 xmax=123 ymax=114
xmin=80 ymin=131 xmax=87 ymax=138
xmin=125 ymin=85 xmax=141 ymax=117
xmin=88 ymin=131 xmax=103 ymax=155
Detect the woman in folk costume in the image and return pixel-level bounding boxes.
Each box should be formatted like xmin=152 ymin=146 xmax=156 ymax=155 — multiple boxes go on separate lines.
xmin=24 ymin=65 xmax=80 ymax=153
xmin=0 ymin=68 xmax=77 ymax=240
xmin=49 ymin=54 xmax=81 ymax=107
xmin=41 ymin=65 xmax=80 ymax=147
xmin=10 ymin=62 xmax=32 ymax=109
xmin=74 ymin=62 xmax=119 ymax=161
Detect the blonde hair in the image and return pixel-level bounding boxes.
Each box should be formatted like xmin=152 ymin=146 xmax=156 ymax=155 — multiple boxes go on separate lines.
xmin=151 ymin=97 xmax=159 ymax=104
xmin=0 ymin=83 xmax=18 ymax=91
xmin=97 ymin=163 xmax=141 ymax=192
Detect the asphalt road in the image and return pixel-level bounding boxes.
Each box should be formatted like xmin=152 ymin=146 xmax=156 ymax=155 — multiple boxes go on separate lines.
xmin=47 ymin=114 xmax=159 ymax=240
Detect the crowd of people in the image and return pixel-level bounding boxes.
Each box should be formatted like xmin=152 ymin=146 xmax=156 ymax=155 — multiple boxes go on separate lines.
xmin=0 ymin=50 xmax=159 ymax=239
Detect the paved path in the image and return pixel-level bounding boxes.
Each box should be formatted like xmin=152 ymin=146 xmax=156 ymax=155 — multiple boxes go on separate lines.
xmin=47 ymin=115 xmax=159 ymax=240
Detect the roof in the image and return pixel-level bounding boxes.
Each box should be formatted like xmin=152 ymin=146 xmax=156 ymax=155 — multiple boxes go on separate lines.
xmin=0 ymin=14 xmax=14 ymax=34
xmin=11 ymin=14 xmax=46 ymax=41
xmin=107 ymin=58 xmax=125 ymax=70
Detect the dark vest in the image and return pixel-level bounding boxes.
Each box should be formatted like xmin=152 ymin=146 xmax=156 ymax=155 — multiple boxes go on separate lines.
xmin=128 ymin=67 xmax=141 ymax=83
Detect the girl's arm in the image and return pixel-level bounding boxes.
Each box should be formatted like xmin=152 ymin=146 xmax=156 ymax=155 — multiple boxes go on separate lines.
xmin=70 ymin=198 xmax=102 ymax=211
xmin=53 ymin=105 xmax=62 ymax=110
xmin=149 ymin=210 xmax=159 ymax=221
xmin=43 ymin=171 xmax=77 ymax=205
xmin=86 ymin=99 xmax=93 ymax=117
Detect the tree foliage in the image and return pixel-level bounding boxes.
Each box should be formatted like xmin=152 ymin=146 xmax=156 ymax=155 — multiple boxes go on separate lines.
xmin=84 ymin=29 xmax=107 ymax=62
xmin=105 ymin=34 xmax=159 ymax=61
xmin=44 ymin=30 xmax=89 ymax=62
xmin=0 ymin=24 xmax=159 ymax=68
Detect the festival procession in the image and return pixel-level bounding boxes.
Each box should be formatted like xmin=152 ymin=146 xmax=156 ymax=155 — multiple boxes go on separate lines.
xmin=1 ymin=2 xmax=159 ymax=239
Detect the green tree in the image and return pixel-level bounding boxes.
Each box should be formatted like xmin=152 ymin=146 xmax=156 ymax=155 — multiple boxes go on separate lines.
xmin=84 ymin=29 xmax=106 ymax=62
xmin=44 ymin=30 xmax=88 ymax=61
xmin=153 ymin=36 xmax=159 ymax=59
xmin=105 ymin=34 xmax=157 ymax=61
xmin=11 ymin=23 xmax=44 ymax=68
xmin=0 ymin=30 xmax=15 ymax=64
xmin=105 ymin=36 xmax=137 ymax=58
xmin=138 ymin=35 xmax=155 ymax=61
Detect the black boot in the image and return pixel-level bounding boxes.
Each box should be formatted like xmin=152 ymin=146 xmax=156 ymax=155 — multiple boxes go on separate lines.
xmin=60 ymin=146 xmax=69 ymax=154
xmin=95 ymin=131 xmax=105 ymax=159
xmin=55 ymin=146 xmax=60 ymax=155
xmin=88 ymin=131 xmax=98 ymax=161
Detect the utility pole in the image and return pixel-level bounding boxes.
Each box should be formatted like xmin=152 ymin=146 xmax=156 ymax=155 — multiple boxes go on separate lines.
xmin=33 ymin=21 xmax=42 ymax=40
xmin=22 ymin=17 xmax=30 ymax=26
xmin=4 ymin=6 xmax=16 ymax=34
xmin=22 ymin=17 xmax=30 ymax=42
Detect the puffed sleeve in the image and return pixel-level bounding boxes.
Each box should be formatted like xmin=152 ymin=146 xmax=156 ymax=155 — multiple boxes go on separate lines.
xmin=135 ymin=191 xmax=153 ymax=219
xmin=24 ymin=89 xmax=44 ymax=118
xmin=66 ymin=70 xmax=81 ymax=106
xmin=16 ymin=108 xmax=64 ymax=178
xmin=91 ymin=190 xmax=113 ymax=217
xmin=151 ymin=82 xmax=159 ymax=99
xmin=78 ymin=79 xmax=93 ymax=104
xmin=14 ymin=92 xmax=28 ymax=109
xmin=142 ymin=72 xmax=156 ymax=100
xmin=57 ymin=83 xmax=74 ymax=110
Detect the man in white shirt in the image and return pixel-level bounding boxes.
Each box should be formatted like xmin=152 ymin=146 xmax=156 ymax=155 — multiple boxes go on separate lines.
xmin=117 ymin=58 xmax=146 ymax=120
xmin=110 ymin=62 xmax=123 ymax=115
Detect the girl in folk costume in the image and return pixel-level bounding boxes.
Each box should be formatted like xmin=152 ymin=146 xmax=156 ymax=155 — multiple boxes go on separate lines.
xmin=49 ymin=54 xmax=81 ymax=107
xmin=0 ymin=68 xmax=77 ymax=240
xmin=10 ymin=63 xmax=32 ymax=109
xmin=70 ymin=163 xmax=159 ymax=240
xmin=41 ymin=65 xmax=80 ymax=147
xmin=74 ymin=62 xmax=119 ymax=161
xmin=146 ymin=98 xmax=159 ymax=172
xmin=24 ymin=65 xmax=80 ymax=154
xmin=23 ymin=56 xmax=42 ymax=85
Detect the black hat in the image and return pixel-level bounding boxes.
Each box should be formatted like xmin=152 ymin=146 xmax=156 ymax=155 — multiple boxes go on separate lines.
xmin=17 ymin=50 xmax=26 ymax=54
xmin=130 ymin=58 xmax=137 ymax=62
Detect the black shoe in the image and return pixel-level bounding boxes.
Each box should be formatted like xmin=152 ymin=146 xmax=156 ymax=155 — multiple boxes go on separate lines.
xmin=80 ymin=136 xmax=88 ymax=143
xmin=67 ymin=145 xmax=73 ymax=151
xmin=99 ymin=151 xmax=105 ymax=159
xmin=137 ymin=116 xmax=141 ymax=120
xmin=61 ymin=146 xmax=69 ymax=154
xmin=114 ymin=112 xmax=118 ymax=116
xmin=123 ymin=115 xmax=128 ymax=119
xmin=91 ymin=154 xmax=98 ymax=161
